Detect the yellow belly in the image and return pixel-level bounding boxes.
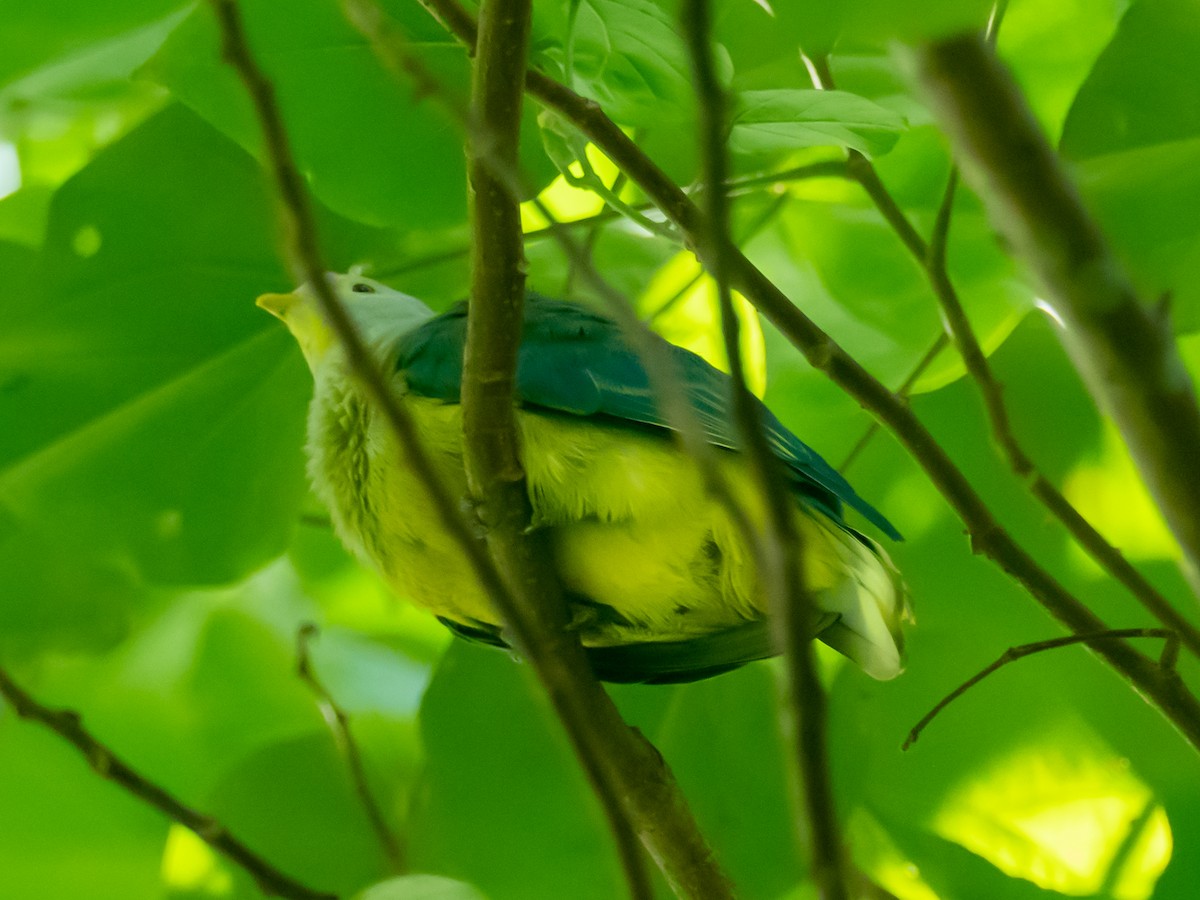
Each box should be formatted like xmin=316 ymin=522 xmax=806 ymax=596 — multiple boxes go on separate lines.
xmin=309 ymin=384 xmax=849 ymax=646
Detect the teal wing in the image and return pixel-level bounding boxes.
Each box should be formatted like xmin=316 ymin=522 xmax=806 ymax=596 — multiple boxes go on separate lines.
xmin=395 ymin=293 xmax=901 ymax=540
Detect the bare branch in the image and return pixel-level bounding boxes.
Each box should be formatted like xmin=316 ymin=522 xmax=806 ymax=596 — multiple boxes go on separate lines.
xmin=463 ymin=1 xmax=654 ymax=896
xmin=809 ymin=53 xmax=1200 ymax=660
xmin=903 ymin=629 xmax=1179 ymax=750
xmin=296 ymin=624 xmax=404 ymax=872
xmin=0 ymin=666 xmax=334 ymax=900
xmin=682 ymin=3 xmax=846 ymax=898
xmin=907 ymin=34 xmax=1200 ymax=598
xmin=341 ymin=3 xmax=736 ymax=897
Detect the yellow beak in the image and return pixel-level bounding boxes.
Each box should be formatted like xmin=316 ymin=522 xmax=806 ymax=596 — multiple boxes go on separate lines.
xmin=256 ymin=292 xmax=299 ymax=319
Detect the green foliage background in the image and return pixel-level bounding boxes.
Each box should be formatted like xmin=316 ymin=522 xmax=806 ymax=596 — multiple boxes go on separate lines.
xmin=2 ymin=0 xmax=1200 ymax=897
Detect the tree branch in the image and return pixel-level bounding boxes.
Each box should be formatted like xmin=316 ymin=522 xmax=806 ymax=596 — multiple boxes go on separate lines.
xmin=413 ymin=0 xmax=1200 ymax=757
xmin=809 ymin=55 xmax=1200 ymax=661
xmin=463 ymin=1 xmax=655 ymax=896
xmin=0 ymin=666 xmax=334 ymax=900
xmin=682 ymin=3 xmax=846 ymax=898
xmin=907 ymin=34 xmax=1200 ymax=598
xmin=340 ymin=3 xmax=737 ymax=897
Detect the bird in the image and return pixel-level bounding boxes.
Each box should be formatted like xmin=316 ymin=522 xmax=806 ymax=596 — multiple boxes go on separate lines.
xmin=257 ymin=273 xmax=910 ymax=684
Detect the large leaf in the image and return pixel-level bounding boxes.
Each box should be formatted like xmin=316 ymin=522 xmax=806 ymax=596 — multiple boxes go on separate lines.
xmin=0 ymin=0 xmax=186 ymax=87
xmin=1074 ymin=138 xmax=1200 ymax=335
xmin=0 ymin=104 xmax=389 ymax=650
xmin=146 ymin=0 xmax=553 ymax=231
xmin=1061 ymin=0 xmax=1200 ymax=159
xmin=730 ymin=89 xmax=906 ymax=162
xmin=564 ymin=0 xmax=696 ymax=126
xmin=407 ymin=643 xmax=623 ymax=900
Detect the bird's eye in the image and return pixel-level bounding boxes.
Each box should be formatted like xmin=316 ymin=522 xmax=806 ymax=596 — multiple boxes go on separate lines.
xmin=351 ymin=282 xmax=376 ymax=294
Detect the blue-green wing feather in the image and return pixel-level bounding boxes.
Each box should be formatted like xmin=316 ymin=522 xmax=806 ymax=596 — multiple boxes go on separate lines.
xmin=395 ymin=294 xmax=900 ymax=540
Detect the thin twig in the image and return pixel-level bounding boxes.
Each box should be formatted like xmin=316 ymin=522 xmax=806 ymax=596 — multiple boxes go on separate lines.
xmin=903 ymin=629 xmax=1179 ymax=750
xmin=372 ymin=162 xmax=846 ymax=283
xmin=296 ymin=624 xmax=404 ymax=873
xmin=909 ymin=34 xmax=1200 ymax=598
xmin=808 ymin=48 xmax=1200 ymax=661
xmin=0 ymin=666 xmax=334 ymax=900
xmin=682 ymin=3 xmax=846 ymax=899
xmin=839 ymin=333 xmax=949 ymax=472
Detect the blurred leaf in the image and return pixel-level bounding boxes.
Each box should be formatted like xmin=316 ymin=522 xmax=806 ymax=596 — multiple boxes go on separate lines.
xmin=408 ymin=642 xmax=622 ymax=900
xmin=0 ymin=106 xmax=335 ymax=620
xmin=144 ymin=0 xmax=553 ymax=231
xmin=1061 ymin=0 xmax=1200 ymax=159
xmin=730 ymin=89 xmax=906 ymax=161
xmin=0 ymin=709 xmax=167 ymax=900
xmin=615 ymin=665 xmax=807 ymax=899
xmin=796 ymin=0 xmax=992 ymax=47
xmin=207 ymin=732 xmax=389 ymax=897
xmin=357 ymin=875 xmax=490 ymax=900
xmin=0 ymin=9 xmax=182 ymax=108
xmin=1075 ymin=138 xmax=1200 ymax=334
xmin=0 ymin=0 xmax=186 ymax=87
xmin=997 ymin=0 xmax=1122 ymax=139
xmin=0 ymin=186 xmax=56 ymax=247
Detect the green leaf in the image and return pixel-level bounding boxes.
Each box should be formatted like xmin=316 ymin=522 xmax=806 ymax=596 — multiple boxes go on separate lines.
xmin=613 ymin=666 xmax=807 ymax=898
xmin=207 ymin=732 xmax=389 ymax=896
xmin=0 ymin=0 xmax=185 ymax=87
xmin=1075 ymin=138 xmax=1200 ymax=334
xmin=731 ymin=89 xmax=906 ymax=161
xmin=0 ymin=106 xmax=324 ymax=596
xmin=144 ymin=0 xmax=468 ymax=229
xmin=145 ymin=0 xmax=553 ymax=231
xmin=408 ymin=642 xmax=622 ymax=900
xmin=566 ymin=0 xmax=697 ymax=126
xmin=0 ymin=713 xmax=167 ymax=900
xmin=762 ymin=0 xmax=992 ymax=50
xmin=836 ymin=0 xmax=993 ymax=44
xmin=357 ymin=875 xmax=490 ymax=900
xmin=1061 ymin=0 xmax=1200 ymax=159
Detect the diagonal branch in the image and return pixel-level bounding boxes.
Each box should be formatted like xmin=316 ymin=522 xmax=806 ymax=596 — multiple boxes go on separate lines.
xmin=807 ymin=55 xmax=1200 ymax=660
xmin=681 ymin=3 xmax=847 ymax=898
xmin=0 ymin=666 xmax=334 ymax=900
xmin=907 ymin=34 xmax=1200 ymax=599
xmin=414 ymin=0 xmax=1200 ymax=757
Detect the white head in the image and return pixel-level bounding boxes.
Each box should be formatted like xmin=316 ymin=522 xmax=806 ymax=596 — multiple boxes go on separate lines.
xmin=257 ymin=272 xmax=436 ymax=373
